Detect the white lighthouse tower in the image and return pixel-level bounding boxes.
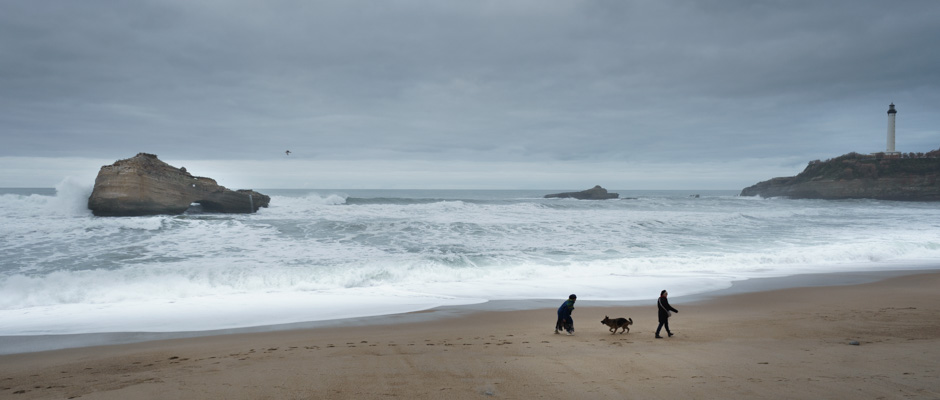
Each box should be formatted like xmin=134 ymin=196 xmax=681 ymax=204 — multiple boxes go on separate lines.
xmin=886 ymin=103 xmax=899 ymax=155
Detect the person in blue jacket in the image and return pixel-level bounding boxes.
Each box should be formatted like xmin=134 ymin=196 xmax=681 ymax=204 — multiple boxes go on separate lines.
xmin=555 ymin=294 xmax=577 ymax=335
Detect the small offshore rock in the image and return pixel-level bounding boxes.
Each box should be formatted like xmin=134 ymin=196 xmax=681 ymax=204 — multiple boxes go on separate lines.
xmin=849 ymin=340 xmax=860 ymax=346
xmin=544 ymin=185 xmax=619 ymax=200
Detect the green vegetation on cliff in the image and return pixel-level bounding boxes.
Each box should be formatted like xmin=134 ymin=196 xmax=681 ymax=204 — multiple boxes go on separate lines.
xmin=795 ymin=149 xmax=940 ymax=182
xmin=740 ymin=148 xmax=940 ymax=201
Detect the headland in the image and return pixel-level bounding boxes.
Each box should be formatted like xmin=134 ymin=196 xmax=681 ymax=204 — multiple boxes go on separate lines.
xmin=741 ymin=149 xmax=940 ymax=200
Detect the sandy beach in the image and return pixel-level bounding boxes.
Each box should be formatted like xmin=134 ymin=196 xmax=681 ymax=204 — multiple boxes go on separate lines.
xmin=2 ymin=271 xmax=938 ymax=399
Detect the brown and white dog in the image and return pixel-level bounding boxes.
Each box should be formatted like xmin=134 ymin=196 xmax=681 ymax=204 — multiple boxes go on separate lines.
xmin=601 ymin=316 xmax=633 ymax=334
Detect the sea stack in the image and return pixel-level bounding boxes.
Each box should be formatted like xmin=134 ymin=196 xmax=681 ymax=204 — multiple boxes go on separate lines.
xmin=87 ymin=153 xmax=270 ymax=216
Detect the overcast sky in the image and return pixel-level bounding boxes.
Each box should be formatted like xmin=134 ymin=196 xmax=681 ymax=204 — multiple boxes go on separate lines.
xmin=2 ymin=0 xmax=938 ymax=190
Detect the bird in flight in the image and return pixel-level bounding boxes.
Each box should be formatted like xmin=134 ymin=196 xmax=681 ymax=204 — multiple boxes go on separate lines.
xmin=285 ymin=150 xmax=291 ymax=156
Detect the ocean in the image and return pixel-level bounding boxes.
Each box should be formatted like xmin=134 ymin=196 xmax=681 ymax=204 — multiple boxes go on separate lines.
xmin=2 ymin=180 xmax=939 ymax=338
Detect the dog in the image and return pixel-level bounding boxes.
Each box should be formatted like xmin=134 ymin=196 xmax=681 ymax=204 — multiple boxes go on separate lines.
xmin=601 ymin=316 xmax=633 ymax=334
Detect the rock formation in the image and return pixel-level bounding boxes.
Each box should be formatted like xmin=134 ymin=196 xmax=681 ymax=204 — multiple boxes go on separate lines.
xmin=740 ymin=150 xmax=940 ymax=201
xmin=87 ymin=153 xmax=271 ymax=216
xmin=544 ymin=185 xmax=620 ymax=200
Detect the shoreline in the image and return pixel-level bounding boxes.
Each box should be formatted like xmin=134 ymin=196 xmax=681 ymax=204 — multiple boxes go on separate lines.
xmin=2 ymin=269 xmax=938 ymax=398
xmin=1 ymin=266 xmax=936 ymax=355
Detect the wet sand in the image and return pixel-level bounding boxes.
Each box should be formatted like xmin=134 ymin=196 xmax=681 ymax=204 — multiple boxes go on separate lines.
xmin=2 ymin=271 xmax=938 ymax=399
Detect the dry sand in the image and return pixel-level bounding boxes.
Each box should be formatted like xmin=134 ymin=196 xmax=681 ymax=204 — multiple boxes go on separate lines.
xmin=2 ymin=272 xmax=939 ymax=399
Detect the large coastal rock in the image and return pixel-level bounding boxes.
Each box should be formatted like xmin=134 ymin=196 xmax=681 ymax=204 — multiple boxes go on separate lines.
xmin=88 ymin=153 xmax=271 ymax=216
xmin=545 ymin=185 xmax=620 ymax=200
xmin=740 ymin=150 xmax=940 ymax=201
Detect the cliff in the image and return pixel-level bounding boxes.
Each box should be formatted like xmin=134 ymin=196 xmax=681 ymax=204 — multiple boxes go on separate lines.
xmin=740 ymin=149 xmax=940 ymax=201
xmin=545 ymin=185 xmax=620 ymax=200
xmin=87 ymin=153 xmax=271 ymax=216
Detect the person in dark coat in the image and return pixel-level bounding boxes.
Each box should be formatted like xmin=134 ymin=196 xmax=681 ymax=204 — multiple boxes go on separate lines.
xmin=656 ymin=289 xmax=678 ymax=338
xmin=555 ymin=294 xmax=577 ymax=335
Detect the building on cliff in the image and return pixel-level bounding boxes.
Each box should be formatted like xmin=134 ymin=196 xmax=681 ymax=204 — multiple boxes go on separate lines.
xmin=885 ymin=103 xmax=900 ymax=157
xmin=740 ymin=103 xmax=939 ymax=201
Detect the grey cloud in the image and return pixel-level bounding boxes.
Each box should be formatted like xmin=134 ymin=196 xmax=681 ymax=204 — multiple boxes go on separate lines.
xmin=1 ymin=0 xmax=938 ymax=188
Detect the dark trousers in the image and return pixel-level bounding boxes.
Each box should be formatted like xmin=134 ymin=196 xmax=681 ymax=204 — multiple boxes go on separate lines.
xmin=656 ymin=320 xmax=671 ymax=336
xmin=556 ymin=316 xmax=573 ymax=332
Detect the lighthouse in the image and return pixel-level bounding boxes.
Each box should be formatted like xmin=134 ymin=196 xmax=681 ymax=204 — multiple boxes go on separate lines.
xmin=886 ymin=103 xmax=899 ymax=155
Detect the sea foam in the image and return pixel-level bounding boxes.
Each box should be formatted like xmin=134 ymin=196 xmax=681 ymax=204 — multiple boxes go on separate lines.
xmin=1 ymin=187 xmax=939 ymax=334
